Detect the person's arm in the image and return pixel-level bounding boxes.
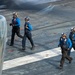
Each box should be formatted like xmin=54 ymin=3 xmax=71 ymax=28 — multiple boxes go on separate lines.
xmin=9 ymin=19 xmax=13 ymax=26
xmin=16 ymin=18 xmax=20 ymax=26
xmin=68 ymin=38 xmax=72 ymax=49
xmin=28 ymin=23 xmax=33 ymax=31
xmin=24 ymin=22 xmax=30 ymax=30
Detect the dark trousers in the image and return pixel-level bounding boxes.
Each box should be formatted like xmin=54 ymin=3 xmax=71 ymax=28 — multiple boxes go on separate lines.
xmin=73 ymin=44 xmax=75 ymax=50
xmin=67 ymin=48 xmax=71 ymax=56
xmin=22 ymin=30 xmax=34 ymax=49
xmin=10 ymin=26 xmax=23 ymax=45
xmin=72 ymin=42 xmax=75 ymax=50
xmin=60 ymin=48 xmax=72 ymax=67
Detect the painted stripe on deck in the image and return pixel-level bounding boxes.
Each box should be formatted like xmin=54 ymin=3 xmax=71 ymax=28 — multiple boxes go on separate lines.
xmin=3 ymin=47 xmax=74 ymax=70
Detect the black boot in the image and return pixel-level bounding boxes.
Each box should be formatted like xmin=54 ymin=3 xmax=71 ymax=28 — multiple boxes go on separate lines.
xmin=69 ymin=57 xmax=73 ymax=64
xmin=9 ymin=43 xmax=13 ymax=46
xmin=22 ymin=48 xmax=26 ymax=51
xmin=31 ymin=46 xmax=35 ymax=50
xmin=59 ymin=65 xmax=63 ymax=69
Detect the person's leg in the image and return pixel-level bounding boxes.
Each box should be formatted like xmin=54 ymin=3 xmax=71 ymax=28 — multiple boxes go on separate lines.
xmin=65 ymin=50 xmax=73 ymax=63
xmin=16 ymin=27 xmax=23 ymax=38
xmin=10 ymin=28 xmax=15 ymax=46
xmin=73 ymin=46 xmax=75 ymax=50
xmin=67 ymin=48 xmax=71 ymax=56
xmin=22 ymin=34 xmax=26 ymax=50
xmin=27 ymin=32 xmax=35 ymax=50
xmin=60 ymin=52 xmax=65 ymax=69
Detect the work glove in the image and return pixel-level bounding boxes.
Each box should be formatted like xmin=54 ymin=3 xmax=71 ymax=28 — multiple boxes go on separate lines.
xmin=67 ymin=48 xmax=70 ymax=50
xmin=58 ymin=45 xmax=60 ymax=47
xmin=10 ymin=23 xmax=13 ymax=26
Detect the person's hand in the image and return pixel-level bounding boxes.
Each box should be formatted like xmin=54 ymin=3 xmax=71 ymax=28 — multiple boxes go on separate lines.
xmin=10 ymin=23 xmax=12 ymax=26
xmin=68 ymin=48 xmax=70 ymax=50
xmin=26 ymin=25 xmax=28 ymax=29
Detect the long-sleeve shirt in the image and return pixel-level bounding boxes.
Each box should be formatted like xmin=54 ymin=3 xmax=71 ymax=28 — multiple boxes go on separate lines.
xmin=24 ymin=22 xmax=33 ymax=31
xmin=59 ymin=38 xmax=72 ymax=49
xmin=12 ymin=18 xmax=21 ymax=27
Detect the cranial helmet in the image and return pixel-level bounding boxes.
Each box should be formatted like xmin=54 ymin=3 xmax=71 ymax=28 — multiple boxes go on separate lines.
xmin=25 ymin=16 xmax=30 ymax=21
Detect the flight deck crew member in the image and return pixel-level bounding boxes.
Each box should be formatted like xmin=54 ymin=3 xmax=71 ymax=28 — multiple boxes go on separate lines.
xmin=69 ymin=28 xmax=75 ymax=50
xmin=22 ymin=17 xmax=35 ymax=50
xmin=58 ymin=34 xmax=73 ymax=69
xmin=68 ymin=28 xmax=74 ymax=56
xmin=10 ymin=12 xmax=23 ymax=46
xmin=69 ymin=27 xmax=74 ymax=41
xmin=59 ymin=33 xmax=72 ymax=56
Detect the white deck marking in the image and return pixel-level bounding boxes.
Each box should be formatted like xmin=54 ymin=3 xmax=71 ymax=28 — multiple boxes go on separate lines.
xmin=3 ymin=47 xmax=74 ymax=70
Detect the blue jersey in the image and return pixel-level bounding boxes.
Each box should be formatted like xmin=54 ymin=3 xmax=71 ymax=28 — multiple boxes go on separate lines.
xmin=12 ymin=18 xmax=20 ymax=27
xmin=59 ymin=38 xmax=72 ymax=49
xmin=24 ymin=22 xmax=33 ymax=31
